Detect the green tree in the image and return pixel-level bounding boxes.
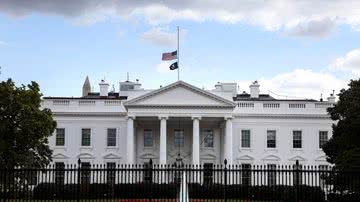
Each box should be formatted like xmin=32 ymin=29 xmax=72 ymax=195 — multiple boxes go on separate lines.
xmin=0 ymin=79 xmax=56 ymax=169
xmin=323 ymin=79 xmax=360 ymax=193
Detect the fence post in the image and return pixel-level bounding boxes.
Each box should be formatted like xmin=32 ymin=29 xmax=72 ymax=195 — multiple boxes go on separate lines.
xmin=294 ymin=160 xmax=299 ymax=202
xmin=149 ymin=159 xmax=153 ymax=202
xmin=224 ymin=159 xmax=228 ymax=202
xmin=77 ymin=158 xmax=81 ymax=202
xmin=2 ymin=169 xmax=6 ymax=202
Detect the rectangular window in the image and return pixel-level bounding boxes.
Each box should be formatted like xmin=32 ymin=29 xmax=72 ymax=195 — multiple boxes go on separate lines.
xmin=293 ymin=130 xmax=302 ymax=148
xmin=106 ymin=162 xmax=116 ymax=184
xmin=55 ymin=128 xmax=65 ymax=146
xmin=144 ymin=129 xmax=153 ymax=147
xmin=203 ymin=129 xmax=214 ymax=148
xmin=28 ymin=171 xmax=38 ymax=185
xmin=107 ymin=128 xmax=117 ymax=147
xmin=241 ymin=130 xmax=251 ymax=148
xmin=203 ymin=163 xmax=214 ymax=184
xmin=81 ymin=128 xmax=91 ymax=146
xmin=268 ymin=164 xmax=277 ymax=185
xmin=143 ymin=162 xmax=153 ymax=183
xmin=319 ymin=131 xmax=328 ymax=148
xmin=267 ymin=130 xmax=276 ymax=148
xmin=81 ymin=162 xmax=91 ymax=184
xmin=241 ymin=164 xmax=251 ymax=185
xmin=319 ymin=165 xmax=329 ymax=188
xmin=293 ymin=164 xmax=303 ymax=185
xmin=55 ymin=162 xmax=65 ymax=184
xmin=174 ymin=129 xmax=184 ymax=147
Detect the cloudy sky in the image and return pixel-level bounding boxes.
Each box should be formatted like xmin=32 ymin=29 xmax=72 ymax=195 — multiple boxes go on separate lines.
xmin=0 ymin=0 xmax=360 ymax=99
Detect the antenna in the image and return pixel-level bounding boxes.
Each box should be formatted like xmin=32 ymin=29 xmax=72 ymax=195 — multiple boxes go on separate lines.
xmin=127 ymin=72 xmax=129 ymax=81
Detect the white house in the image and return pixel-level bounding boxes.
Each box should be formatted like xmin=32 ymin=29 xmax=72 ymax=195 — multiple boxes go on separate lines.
xmin=41 ymin=77 xmax=335 ymax=168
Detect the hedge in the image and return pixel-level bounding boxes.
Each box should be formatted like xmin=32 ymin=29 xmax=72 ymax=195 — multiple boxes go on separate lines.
xmin=33 ymin=182 xmax=325 ymax=201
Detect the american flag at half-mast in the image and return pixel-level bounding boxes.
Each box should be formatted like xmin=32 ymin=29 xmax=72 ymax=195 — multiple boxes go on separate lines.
xmin=162 ymin=50 xmax=177 ymax=61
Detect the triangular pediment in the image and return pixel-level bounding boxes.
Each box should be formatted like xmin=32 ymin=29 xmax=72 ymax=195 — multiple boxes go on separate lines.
xmin=237 ymin=155 xmax=255 ymax=161
xmin=124 ymin=81 xmax=235 ymax=108
xmin=289 ymin=155 xmax=306 ymax=162
xmin=103 ymin=153 xmax=122 ymax=159
xmin=262 ymin=155 xmax=281 ymax=161
xmin=53 ymin=153 xmax=70 ymax=159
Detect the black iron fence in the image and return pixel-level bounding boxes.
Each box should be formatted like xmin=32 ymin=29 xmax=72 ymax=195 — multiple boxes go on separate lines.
xmin=1 ymin=159 xmax=360 ymax=202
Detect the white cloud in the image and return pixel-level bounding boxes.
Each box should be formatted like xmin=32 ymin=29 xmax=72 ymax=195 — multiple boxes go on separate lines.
xmin=156 ymin=61 xmax=172 ymax=73
xmin=285 ymin=18 xmax=336 ymax=38
xmin=0 ymin=41 xmax=7 ymax=46
xmin=238 ymin=69 xmax=347 ymax=100
xmin=140 ymin=27 xmax=176 ymax=47
xmin=2 ymin=1 xmax=360 ymax=37
xmin=330 ymin=48 xmax=360 ymax=76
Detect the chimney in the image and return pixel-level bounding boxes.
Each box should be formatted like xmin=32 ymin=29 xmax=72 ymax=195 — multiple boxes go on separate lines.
xmin=249 ymin=81 xmax=260 ymax=98
xmin=327 ymin=91 xmax=336 ymax=103
xmin=82 ymin=76 xmax=91 ymax=97
xmin=99 ymin=79 xmax=109 ymax=97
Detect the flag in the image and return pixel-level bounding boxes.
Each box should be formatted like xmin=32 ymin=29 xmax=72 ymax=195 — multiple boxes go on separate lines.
xmin=162 ymin=51 xmax=177 ymax=61
xmin=169 ymin=62 xmax=178 ymax=70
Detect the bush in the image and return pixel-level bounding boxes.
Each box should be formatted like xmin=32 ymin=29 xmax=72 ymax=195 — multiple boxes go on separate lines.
xmin=33 ymin=182 xmax=325 ymax=201
xmin=328 ymin=192 xmax=360 ymax=202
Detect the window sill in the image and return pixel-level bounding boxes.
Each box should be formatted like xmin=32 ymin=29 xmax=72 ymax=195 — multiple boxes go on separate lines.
xmin=239 ymin=148 xmax=252 ymax=152
xmin=80 ymin=146 xmax=93 ymax=150
xmin=54 ymin=146 xmax=67 ymax=150
xmin=201 ymin=147 xmax=215 ymax=151
xmin=291 ymin=148 xmax=304 ymax=152
xmin=105 ymin=146 xmax=118 ymax=150
xmin=264 ymin=148 xmax=278 ymax=152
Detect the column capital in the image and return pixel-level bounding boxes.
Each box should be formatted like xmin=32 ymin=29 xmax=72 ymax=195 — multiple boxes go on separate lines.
xmin=224 ymin=115 xmax=233 ymax=120
xmin=191 ymin=115 xmax=202 ymax=120
xmin=127 ymin=115 xmax=136 ymax=120
xmin=158 ymin=115 xmax=168 ymax=120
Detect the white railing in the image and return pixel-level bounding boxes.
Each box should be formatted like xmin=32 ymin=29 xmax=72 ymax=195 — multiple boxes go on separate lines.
xmin=79 ymin=100 xmax=96 ymax=106
xmin=237 ymin=102 xmax=254 ymax=108
xmin=104 ymin=100 xmax=122 ymax=106
xmin=315 ymin=103 xmax=334 ymax=108
xmin=52 ymin=100 xmax=70 ymax=105
xmin=289 ymin=103 xmax=306 ymax=109
xmin=263 ymin=103 xmax=280 ymax=108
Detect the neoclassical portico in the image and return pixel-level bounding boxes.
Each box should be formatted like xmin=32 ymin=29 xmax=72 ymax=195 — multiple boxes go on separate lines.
xmin=124 ymin=81 xmax=236 ymax=165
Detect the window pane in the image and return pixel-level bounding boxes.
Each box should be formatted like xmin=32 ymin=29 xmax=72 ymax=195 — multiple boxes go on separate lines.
xmin=107 ymin=128 xmax=116 ymax=147
xmin=293 ymin=130 xmax=302 ymax=148
xmin=106 ymin=162 xmax=116 ymax=184
xmin=81 ymin=162 xmax=91 ymax=184
xmin=203 ymin=129 xmax=214 ymax=148
xmin=203 ymin=163 xmax=214 ymax=184
xmin=174 ymin=129 xmax=184 ymax=147
xmin=144 ymin=129 xmax=153 ymax=147
xmin=241 ymin=164 xmax=251 ymax=185
xmin=55 ymin=162 xmax=65 ymax=184
xmin=56 ymin=128 xmax=65 ymax=146
xmin=241 ymin=130 xmax=250 ymax=148
xmin=268 ymin=164 xmax=277 ymax=185
xmin=267 ymin=130 xmax=276 ymax=148
xmin=81 ymin=128 xmax=91 ymax=146
xmin=319 ymin=131 xmax=328 ymax=148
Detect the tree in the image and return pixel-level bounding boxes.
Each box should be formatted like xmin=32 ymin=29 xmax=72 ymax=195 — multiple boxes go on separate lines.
xmin=323 ymin=79 xmax=360 ymax=193
xmin=0 ymin=78 xmax=56 ymax=169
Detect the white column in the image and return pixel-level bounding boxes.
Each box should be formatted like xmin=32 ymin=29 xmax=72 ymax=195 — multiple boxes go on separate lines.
xmin=159 ymin=116 xmax=168 ymax=165
xmin=126 ymin=116 xmax=135 ymax=164
xmin=192 ymin=116 xmax=201 ymax=165
xmin=224 ymin=116 xmax=233 ymax=164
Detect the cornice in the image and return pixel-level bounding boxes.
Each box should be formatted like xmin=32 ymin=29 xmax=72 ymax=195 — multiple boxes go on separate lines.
xmin=125 ymin=104 xmax=234 ymax=109
xmin=124 ymin=80 xmax=236 ymax=108
xmin=53 ymin=112 xmax=127 ymax=117
xmin=233 ymin=113 xmax=331 ymax=119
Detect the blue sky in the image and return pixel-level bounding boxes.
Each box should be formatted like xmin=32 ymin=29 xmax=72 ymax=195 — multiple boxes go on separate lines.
xmin=0 ymin=1 xmax=359 ymax=99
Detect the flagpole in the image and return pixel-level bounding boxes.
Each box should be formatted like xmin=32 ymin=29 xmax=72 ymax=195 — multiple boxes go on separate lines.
xmin=177 ymin=26 xmax=180 ymax=81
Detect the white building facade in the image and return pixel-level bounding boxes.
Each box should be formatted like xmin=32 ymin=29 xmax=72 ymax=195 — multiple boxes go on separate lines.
xmin=42 ymin=78 xmax=335 ymax=167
